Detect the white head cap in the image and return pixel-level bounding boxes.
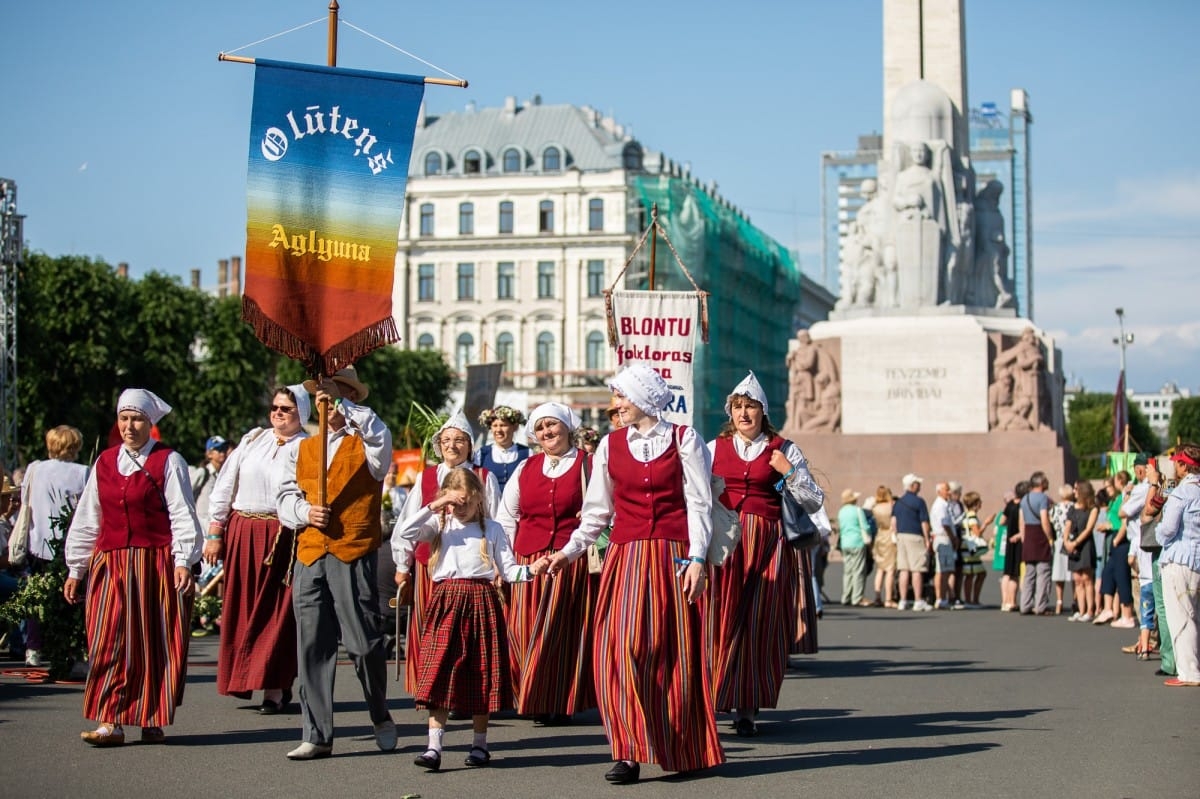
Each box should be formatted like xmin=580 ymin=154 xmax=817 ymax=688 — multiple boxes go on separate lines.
xmin=433 ymin=411 xmax=474 ymax=460
xmin=286 ymin=384 xmax=312 ymax=424
xmin=609 ymin=363 xmax=672 ymax=418
xmin=116 ymin=388 xmax=172 ymax=424
xmin=724 ymin=370 xmax=768 ymax=419
xmin=527 ymin=402 xmax=581 ymax=433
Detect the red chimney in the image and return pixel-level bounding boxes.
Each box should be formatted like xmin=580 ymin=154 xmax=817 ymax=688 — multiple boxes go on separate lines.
xmin=230 ymin=256 xmax=242 ymax=296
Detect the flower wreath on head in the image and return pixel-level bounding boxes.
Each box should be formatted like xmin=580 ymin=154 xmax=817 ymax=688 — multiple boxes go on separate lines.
xmin=574 ymin=427 xmax=600 ymax=448
xmin=479 ymin=405 xmax=526 ymax=428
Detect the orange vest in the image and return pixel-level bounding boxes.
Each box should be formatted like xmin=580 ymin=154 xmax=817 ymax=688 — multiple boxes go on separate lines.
xmin=295 ymin=434 xmax=382 ymax=566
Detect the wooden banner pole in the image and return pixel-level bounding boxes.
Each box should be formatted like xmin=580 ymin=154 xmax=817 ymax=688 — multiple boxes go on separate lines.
xmin=649 ymin=202 xmax=658 ymax=290
xmin=327 ymin=0 xmax=339 ymax=67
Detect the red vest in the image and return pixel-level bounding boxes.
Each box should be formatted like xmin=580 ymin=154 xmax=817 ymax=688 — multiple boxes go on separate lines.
xmin=512 ymin=452 xmax=588 ymax=557
xmin=607 ymin=427 xmax=688 ymax=545
xmin=95 ymin=445 xmax=174 ymax=552
xmin=712 ymin=435 xmax=784 ymax=521
xmin=413 ymin=463 xmax=489 ymax=565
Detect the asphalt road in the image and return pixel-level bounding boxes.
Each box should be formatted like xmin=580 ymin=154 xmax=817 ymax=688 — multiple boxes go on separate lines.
xmin=1 ymin=563 xmax=1194 ymax=799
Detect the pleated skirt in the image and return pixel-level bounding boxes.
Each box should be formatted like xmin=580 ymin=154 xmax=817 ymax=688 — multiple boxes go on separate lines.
xmin=404 ymin=561 xmax=432 ymax=695
xmin=708 ymin=513 xmax=798 ymax=711
xmin=414 ymin=578 xmax=512 ymax=714
xmin=508 ymin=549 xmax=597 ymax=715
xmin=82 ymin=546 xmax=191 ymax=727
xmin=792 ymin=546 xmax=820 ymax=655
xmin=593 ymin=538 xmax=724 ymax=772
xmin=216 ymin=514 xmax=297 ymax=695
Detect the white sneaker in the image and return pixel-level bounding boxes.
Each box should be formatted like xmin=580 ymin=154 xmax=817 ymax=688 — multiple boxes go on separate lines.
xmin=24 ymin=649 xmax=43 ymax=668
xmin=896 ymin=600 xmax=910 ymax=611
xmin=1078 ymin=614 xmax=1093 ymax=623
xmin=1110 ymin=617 xmax=1136 ymax=629
xmin=1068 ymin=612 xmax=1081 ymax=622
xmin=952 ymin=600 xmax=966 ymax=610
xmin=912 ymin=600 xmax=933 ymax=612
xmin=287 ymin=741 xmax=333 ymax=760
xmin=373 ymin=718 xmax=397 ymax=751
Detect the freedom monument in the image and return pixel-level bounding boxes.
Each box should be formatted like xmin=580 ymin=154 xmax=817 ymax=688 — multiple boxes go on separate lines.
xmin=782 ymin=0 xmax=1072 ymax=502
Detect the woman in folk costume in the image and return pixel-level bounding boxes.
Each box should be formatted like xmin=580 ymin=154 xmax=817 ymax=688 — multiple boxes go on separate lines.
xmin=395 ymin=468 xmax=534 ymax=771
xmin=475 ymin=405 xmax=530 ymax=494
xmin=203 ymin=385 xmax=310 ymax=714
xmin=707 ymin=371 xmax=824 ymax=737
xmin=534 ymin=363 xmax=724 ymax=785
xmin=392 ymin=412 xmax=500 ymax=695
xmin=63 ymin=389 xmax=203 ymax=747
xmin=494 ymin=402 xmax=596 ymax=725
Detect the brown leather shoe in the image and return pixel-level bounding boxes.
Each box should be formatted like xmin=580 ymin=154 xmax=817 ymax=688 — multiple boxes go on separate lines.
xmin=81 ymin=725 xmax=125 ymax=747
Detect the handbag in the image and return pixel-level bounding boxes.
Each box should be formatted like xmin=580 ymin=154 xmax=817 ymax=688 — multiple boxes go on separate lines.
xmin=578 ymin=452 xmax=605 ymax=574
xmin=1140 ymin=516 xmax=1162 ymax=554
xmin=672 ymin=426 xmax=742 ymax=567
xmin=780 ymin=487 xmax=820 ymax=549
xmin=8 ymin=461 xmax=36 ymax=566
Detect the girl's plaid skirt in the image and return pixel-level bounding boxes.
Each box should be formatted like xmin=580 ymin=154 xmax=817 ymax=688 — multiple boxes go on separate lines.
xmin=414 ymin=578 xmax=513 ymax=715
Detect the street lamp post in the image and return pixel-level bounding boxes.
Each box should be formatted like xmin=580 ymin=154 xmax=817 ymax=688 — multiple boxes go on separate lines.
xmin=1114 ymin=307 xmax=1134 ymax=452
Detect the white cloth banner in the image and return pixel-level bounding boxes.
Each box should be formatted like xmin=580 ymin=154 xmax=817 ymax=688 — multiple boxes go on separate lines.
xmin=608 ymin=290 xmax=701 ymax=425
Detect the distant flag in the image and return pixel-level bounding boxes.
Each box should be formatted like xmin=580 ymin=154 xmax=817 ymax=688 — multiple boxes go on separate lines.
xmin=1112 ymin=372 xmax=1127 ymax=452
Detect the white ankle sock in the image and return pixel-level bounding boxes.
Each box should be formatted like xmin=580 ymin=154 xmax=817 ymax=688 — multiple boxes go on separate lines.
xmin=472 ymin=731 xmax=488 ymax=750
xmin=427 ymin=728 xmax=444 ymax=754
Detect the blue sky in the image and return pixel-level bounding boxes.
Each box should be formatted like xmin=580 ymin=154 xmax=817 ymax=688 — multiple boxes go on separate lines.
xmin=4 ymin=0 xmax=1198 ymax=395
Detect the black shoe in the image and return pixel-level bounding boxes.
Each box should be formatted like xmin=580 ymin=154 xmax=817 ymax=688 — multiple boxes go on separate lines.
xmin=413 ymin=750 xmax=441 ymax=771
xmin=1155 ymin=669 xmax=1176 ymax=677
xmin=447 ymin=709 xmax=467 ymax=720
xmin=539 ymin=713 xmax=572 ymax=727
xmin=734 ymin=717 xmax=758 ymax=737
xmin=604 ymin=760 xmax=640 ymax=784
xmin=464 ymin=745 xmax=491 ymax=767
xmin=259 ymin=689 xmax=292 ymax=715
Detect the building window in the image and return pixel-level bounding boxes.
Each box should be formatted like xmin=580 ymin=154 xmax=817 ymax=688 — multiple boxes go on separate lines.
xmin=542 ymin=147 xmax=561 ymax=172
xmin=419 ymin=203 xmax=435 ymax=236
xmin=502 ymin=148 xmax=522 ymax=173
xmin=459 ymin=202 xmax=474 ymax=235
xmin=536 ymin=331 xmax=555 ymax=386
xmin=417 ymin=263 xmax=435 ymax=301
xmin=417 ymin=333 xmax=435 ymax=351
xmin=455 ymin=333 xmax=474 ymax=371
xmin=497 ymin=262 xmax=515 ymax=299
xmin=586 ymin=260 xmax=605 ymax=297
xmin=496 ymin=332 xmax=515 ymax=373
xmin=537 ymin=261 xmax=555 ymax=299
xmin=457 ymin=262 xmax=474 ymax=300
xmin=424 ymin=152 xmax=442 ymax=175
xmin=622 ymin=143 xmax=643 ymax=171
xmin=539 ymin=200 xmax=554 ymax=233
xmin=586 ymin=331 xmax=605 ymax=370
xmin=588 ymin=198 xmax=604 ymax=231
xmin=498 ymin=201 xmax=514 ymax=234
xmin=463 ymin=149 xmax=482 ymax=174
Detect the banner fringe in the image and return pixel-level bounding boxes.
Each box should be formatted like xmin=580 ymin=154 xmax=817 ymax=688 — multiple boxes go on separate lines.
xmin=242 ymin=296 xmax=400 ymax=376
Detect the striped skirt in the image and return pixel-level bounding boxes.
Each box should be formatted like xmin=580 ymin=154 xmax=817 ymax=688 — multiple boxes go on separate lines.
xmin=594 ymin=539 xmax=724 ymax=773
xmin=82 ymin=546 xmax=191 ymax=727
xmin=792 ymin=546 xmax=820 ymax=655
xmin=216 ymin=514 xmax=297 ymax=696
xmin=508 ymin=550 xmax=597 ymax=715
xmin=708 ymin=513 xmax=798 ymax=711
xmin=404 ymin=562 xmax=432 ymax=695
xmin=414 ymin=578 xmax=513 ymax=715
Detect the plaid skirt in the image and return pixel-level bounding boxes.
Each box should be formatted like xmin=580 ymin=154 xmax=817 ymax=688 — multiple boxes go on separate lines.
xmin=83 ymin=546 xmax=191 ymax=727
xmin=414 ymin=578 xmax=513 ymax=715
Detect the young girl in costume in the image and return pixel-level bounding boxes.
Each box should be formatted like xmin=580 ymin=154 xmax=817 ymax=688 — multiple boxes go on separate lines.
xmin=395 ymin=468 xmax=532 ymax=771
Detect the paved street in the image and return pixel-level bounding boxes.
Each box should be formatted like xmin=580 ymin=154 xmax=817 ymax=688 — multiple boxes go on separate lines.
xmin=1 ymin=565 xmax=1194 ymax=799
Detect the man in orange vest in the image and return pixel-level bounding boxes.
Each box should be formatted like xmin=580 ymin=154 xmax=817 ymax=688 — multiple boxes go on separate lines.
xmin=277 ymin=367 xmax=396 ymax=760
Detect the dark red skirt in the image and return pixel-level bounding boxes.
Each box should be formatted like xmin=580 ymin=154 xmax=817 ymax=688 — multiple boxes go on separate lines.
xmin=792 ymin=546 xmax=820 ymax=655
xmin=404 ymin=561 xmax=432 ymax=696
xmin=216 ymin=514 xmax=297 ymax=695
xmin=414 ymin=578 xmax=512 ymax=715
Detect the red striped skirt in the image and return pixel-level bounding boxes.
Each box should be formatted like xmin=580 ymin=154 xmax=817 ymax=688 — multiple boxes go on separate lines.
xmin=793 ymin=546 xmax=820 ymax=654
xmin=414 ymin=578 xmax=512 ymax=715
xmin=216 ymin=514 xmax=297 ymax=695
xmin=404 ymin=562 xmax=432 ymax=696
xmin=593 ymin=538 xmax=724 ymax=772
xmin=508 ymin=550 xmax=597 ymax=715
xmin=82 ymin=546 xmax=191 ymax=727
xmin=708 ymin=513 xmax=798 ymax=711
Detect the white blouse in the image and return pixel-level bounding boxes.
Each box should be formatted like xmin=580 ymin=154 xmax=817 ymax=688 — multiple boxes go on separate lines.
xmin=208 ymin=427 xmax=308 ymax=524
xmin=390 ymin=462 xmax=501 ymax=572
xmin=65 ymin=441 xmax=202 ymax=579
xmin=395 ymin=506 xmax=529 ymax=583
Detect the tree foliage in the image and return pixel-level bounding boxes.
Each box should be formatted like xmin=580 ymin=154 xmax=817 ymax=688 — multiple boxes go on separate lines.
xmin=1067 ymin=392 xmax=1161 ymax=478
xmin=1168 ymin=397 xmax=1200 ymax=446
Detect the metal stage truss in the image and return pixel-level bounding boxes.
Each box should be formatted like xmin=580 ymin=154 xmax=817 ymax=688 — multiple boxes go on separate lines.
xmin=0 ymin=179 xmax=21 ymax=470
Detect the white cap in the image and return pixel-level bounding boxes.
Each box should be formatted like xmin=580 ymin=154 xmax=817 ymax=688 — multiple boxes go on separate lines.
xmin=724 ymin=371 xmax=768 ymax=419
xmin=117 ymin=389 xmax=171 ymax=424
xmin=902 ymin=473 xmax=923 ymax=489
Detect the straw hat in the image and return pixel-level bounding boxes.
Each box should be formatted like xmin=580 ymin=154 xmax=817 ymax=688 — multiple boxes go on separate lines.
xmin=302 ymin=365 xmax=370 ymax=401
xmin=840 ymin=488 xmax=861 ymax=505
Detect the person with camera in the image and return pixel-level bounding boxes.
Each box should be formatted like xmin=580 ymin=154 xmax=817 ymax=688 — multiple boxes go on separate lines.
xmin=1149 ymin=445 xmax=1200 ymax=686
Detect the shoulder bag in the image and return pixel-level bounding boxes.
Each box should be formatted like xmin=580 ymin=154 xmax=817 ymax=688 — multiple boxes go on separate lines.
xmin=674 ymin=426 xmax=742 ymax=567
xmin=8 ymin=461 xmax=37 ymax=566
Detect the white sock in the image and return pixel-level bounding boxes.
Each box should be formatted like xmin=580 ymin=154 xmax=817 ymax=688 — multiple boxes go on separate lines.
xmin=472 ymin=731 xmax=488 ymax=751
xmin=427 ymin=727 xmax=444 ymax=754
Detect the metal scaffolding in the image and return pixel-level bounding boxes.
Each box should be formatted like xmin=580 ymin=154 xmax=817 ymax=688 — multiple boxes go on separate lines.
xmin=0 ymin=179 xmax=21 ymax=469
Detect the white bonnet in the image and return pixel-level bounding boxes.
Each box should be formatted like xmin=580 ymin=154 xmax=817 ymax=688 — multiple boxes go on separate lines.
xmin=609 ymin=363 xmax=672 ymax=418
xmin=724 ymin=371 xmax=768 ymax=419
xmin=116 ymin=388 xmax=171 ymax=424
xmin=527 ymin=402 xmax=581 ymax=432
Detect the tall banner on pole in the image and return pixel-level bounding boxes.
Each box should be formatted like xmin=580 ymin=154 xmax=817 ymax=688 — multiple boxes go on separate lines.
xmin=607 ymin=290 xmax=702 ymax=425
xmin=241 ymin=59 xmax=425 ymax=375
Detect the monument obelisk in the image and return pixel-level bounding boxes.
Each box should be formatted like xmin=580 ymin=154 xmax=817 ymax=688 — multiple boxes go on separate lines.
xmin=781 ymin=0 xmax=1073 ymax=504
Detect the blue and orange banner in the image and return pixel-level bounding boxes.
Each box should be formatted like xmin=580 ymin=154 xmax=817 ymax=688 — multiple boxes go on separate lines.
xmin=242 ymin=59 xmax=424 ymax=374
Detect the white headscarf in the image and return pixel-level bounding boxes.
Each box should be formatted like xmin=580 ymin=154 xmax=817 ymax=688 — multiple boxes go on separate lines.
xmin=527 ymin=402 xmax=581 ymax=433
xmin=609 ymin=363 xmax=673 ymax=419
xmin=724 ymin=370 xmax=769 ymax=419
xmin=116 ymin=388 xmax=172 ymax=424
xmin=286 ymin=384 xmax=312 ymax=424
xmin=432 ymin=410 xmax=474 ymax=460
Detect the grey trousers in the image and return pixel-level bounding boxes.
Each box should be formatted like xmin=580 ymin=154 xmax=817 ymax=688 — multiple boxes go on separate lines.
xmin=292 ymin=552 xmax=391 ymax=745
xmin=841 ymin=547 xmax=868 ymax=605
xmin=1019 ymin=560 xmax=1052 ymax=613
